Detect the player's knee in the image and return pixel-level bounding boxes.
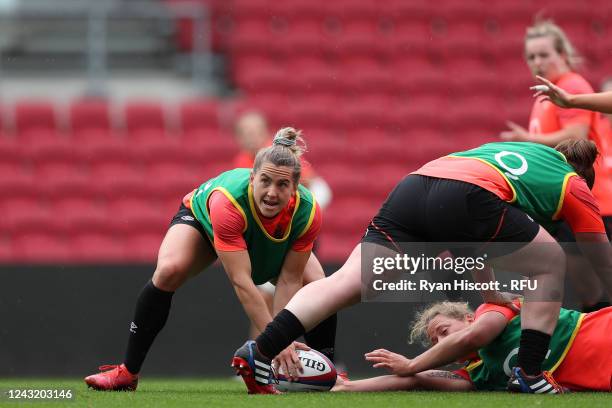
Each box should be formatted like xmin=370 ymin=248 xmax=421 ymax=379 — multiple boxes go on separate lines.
xmin=152 ymin=260 xmax=189 ymax=291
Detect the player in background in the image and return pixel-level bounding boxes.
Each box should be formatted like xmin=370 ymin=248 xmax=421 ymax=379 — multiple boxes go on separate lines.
xmin=85 ymin=128 xmax=337 ymax=393
xmin=332 ymin=300 xmax=611 ymax=392
xmin=500 ymin=20 xmax=612 ymax=312
xmin=233 ymin=140 xmax=612 ymax=395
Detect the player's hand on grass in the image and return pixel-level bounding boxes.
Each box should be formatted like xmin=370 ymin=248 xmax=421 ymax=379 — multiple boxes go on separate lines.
xmin=274 ymin=341 xmax=309 ymax=381
xmin=483 ymin=291 xmax=522 ymax=312
xmin=365 ymin=348 xmax=414 ymax=376
xmin=500 ymin=121 xmax=530 ymax=142
xmin=531 ymin=75 xmax=574 ymax=108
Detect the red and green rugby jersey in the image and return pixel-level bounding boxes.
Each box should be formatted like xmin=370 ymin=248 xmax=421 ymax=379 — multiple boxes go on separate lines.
xmin=189 ymin=168 xmax=316 ymax=285
xmin=466 ymin=307 xmax=584 ymax=391
xmin=450 ymin=142 xmax=577 ymax=231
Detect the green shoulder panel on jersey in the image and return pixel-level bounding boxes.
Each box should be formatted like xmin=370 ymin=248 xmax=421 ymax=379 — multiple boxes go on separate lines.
xmin=450 ymin=142 xmax=577 ymax=231
xmin=189 ymin=168 xmax=316 ymax=285
xmin=466 ymin=307 xmax=584 ymax=391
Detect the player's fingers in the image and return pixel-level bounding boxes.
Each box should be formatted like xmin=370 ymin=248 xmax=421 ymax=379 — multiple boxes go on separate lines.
xmin=291 ymin=349 xmax=303 ymax=373
xmin=372 ymin=363 xmax=390 ymax=369
xmin=507 ymin=302 xmax=520 ymax=312
xmin=505 ymin=120 xmax=521 ymax=130
xmin=535 ymin=75 xmax=554 ymax=87
xmin=294 ymin=341 xmax=310 ymax=351
xmin=280 ymin=358 xmax=292 ymax=381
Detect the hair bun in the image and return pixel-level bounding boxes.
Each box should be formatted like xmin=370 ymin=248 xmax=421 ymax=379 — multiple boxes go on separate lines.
xmin=273 ymin=127 xmax=299 ymax=147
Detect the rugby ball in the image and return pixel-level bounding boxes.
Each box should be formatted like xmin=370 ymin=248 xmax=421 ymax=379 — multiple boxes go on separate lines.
xmin=275 ymin=349 xmax=337 ymax=392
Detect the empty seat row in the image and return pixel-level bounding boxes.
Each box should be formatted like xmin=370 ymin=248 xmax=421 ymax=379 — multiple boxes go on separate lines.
xmin=0 ymin=99 xmax=221 ymax=136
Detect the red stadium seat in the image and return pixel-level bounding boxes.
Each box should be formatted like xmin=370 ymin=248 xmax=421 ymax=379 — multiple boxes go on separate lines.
xmin=76 ymin=137 xmax=135 ymax=169
xmin=0 ymin=172 xmax=37 ymax=199
xmin=107 ymin=199 xmax=167 ymax=235
xmin=14 ymin=100 xmax=57 ymax=135
xmin=59 ymin=200 xmax=111 ymax=235
xmin=124 ymin=232 xmax=164 ymax=263
xmin=124 ymin=102 xmax=166 ymax=134
xmin=71 ymin=232 xmax=127 ymax=262
xmin=69 ymin=99 xmax=111 ymax=134
xmin=179 ymin=99 xmax=220 ymax=133
xmin=39 ymin=171 xmax=92 ymax=201
xmin=3 ymin=200 xmax=65 ymax=235
xmin=12 ymin=232 xmax=72 ymax=263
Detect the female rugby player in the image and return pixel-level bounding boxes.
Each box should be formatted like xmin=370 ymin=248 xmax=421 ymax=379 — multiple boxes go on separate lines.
xmin=85 ymin=128 xmax=336 ymax=392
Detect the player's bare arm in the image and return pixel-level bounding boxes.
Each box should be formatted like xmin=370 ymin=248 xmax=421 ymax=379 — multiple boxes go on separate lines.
xmin=534 ymin=75 xmax=612 ymax=113
xmin=332 ymin=370 xmax=474 ymax=392
xmin=217 ymin=249 xmax=273 ymax=332
xmin=365 ymin=312 xmax=507 ymax=376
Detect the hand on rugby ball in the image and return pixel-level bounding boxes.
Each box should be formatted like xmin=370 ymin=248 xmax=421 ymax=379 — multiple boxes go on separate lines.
xmin=274 ymin=341 xmax=310 ymax=381
xmin=365 ymin=348 xmax=414 ymax=376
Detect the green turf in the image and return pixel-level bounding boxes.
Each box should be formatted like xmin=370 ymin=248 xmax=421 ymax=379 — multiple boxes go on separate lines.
xmin=0 ymin=378 xmax=609 ymax=407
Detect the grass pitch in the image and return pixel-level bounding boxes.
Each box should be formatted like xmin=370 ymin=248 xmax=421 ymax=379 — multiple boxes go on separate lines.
xmin=0 ymin=378 xmax=609 ymax=407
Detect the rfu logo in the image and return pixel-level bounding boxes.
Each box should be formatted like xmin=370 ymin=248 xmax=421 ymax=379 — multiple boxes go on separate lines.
xmin=299 ymin=357 xmax=325 ymax=372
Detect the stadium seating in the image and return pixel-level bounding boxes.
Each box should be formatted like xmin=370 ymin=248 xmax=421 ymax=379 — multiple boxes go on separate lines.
xmin=2 ymin=1 xmax=610 ymax=264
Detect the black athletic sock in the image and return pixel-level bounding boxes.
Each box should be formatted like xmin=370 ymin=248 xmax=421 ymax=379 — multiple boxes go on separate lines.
xmin=256 ymin=309 xmax=305 ymax=359
xmin=124 ymin=280 xmax=174 ymax=374
xmin=517 ymin=329 xmax=551 ymax=376
xmin=582 ymin=299 xmax=610 ymax=313
xmin=304 ymin=314 xmax=337 ymax=362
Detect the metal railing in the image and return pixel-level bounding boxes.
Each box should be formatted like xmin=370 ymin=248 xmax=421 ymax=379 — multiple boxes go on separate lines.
xmin=0 ymin=0 xmax=213 ymax=94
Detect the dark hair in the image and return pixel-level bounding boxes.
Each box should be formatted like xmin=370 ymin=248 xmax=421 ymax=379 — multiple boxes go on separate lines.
xmin=252 ymin=127 xmax=306 ymax=184
xmin=554 ymin=139 xmax=598 ymax=188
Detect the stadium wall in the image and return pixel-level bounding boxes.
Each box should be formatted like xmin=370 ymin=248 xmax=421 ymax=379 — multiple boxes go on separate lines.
xmin=2 ymin=264 xmax=442 ymax=377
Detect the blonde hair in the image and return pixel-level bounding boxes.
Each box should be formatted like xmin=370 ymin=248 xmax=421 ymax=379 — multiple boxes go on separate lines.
xmin=253 ymin=127 xmax=307 ymax=184
xmin=525 ymin=19 xmax=582 ymax=70
xmin=409 ymin=301 xmax=473 ymax=346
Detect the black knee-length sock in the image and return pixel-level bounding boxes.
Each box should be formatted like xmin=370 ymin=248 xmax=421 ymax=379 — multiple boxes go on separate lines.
xmin=123 ymin=280 xmax=174 ymax=374
xmin=304 ymin=314 xmax=337 ymax=362
xmin=256 ymin=309 xmax=305 ymax=359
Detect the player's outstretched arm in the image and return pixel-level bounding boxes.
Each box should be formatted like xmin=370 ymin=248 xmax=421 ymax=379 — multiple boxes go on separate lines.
xmin=366 ymin=312 xmax=507 ymax=376
xmin=533 ymin=75 xmax=612 ymax=114
xmin=331 ymin=370 xmax=474 ymax=392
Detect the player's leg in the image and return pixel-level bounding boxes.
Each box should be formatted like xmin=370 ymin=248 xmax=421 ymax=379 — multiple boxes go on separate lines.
xmin=85 ymin=205 xmax=217 ymax=390
xmin=124 ymin=223 xmax=217 ymax=374
xmin=423 ymin=179 xmax=567 ymax=392
xmin=301 ymin=253 xmax=338 ymax=361
xmin=556 ymin=221 xmax=610 ymax=312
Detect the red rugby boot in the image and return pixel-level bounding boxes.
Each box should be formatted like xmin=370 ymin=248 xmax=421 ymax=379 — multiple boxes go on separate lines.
xmin=84 ymin=364 xmax=138 ymax=391
xmin=232 ymin=340 xmax=281 ymax=394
